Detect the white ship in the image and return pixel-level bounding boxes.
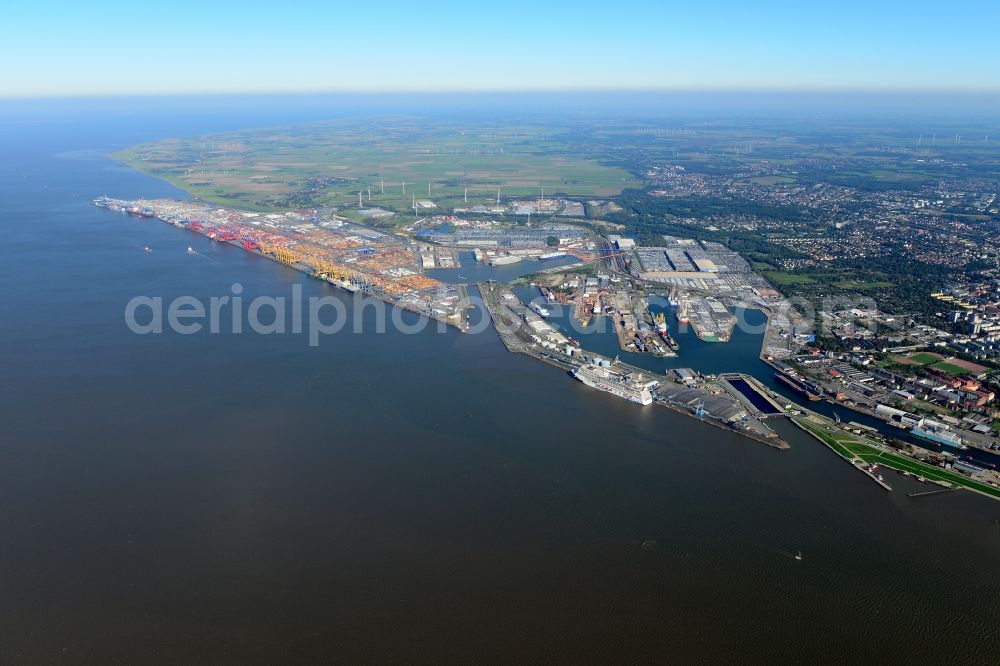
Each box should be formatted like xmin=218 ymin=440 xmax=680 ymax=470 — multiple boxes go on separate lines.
xmin=530 ymin=302 xmax=550 ymax=317
xmin=490 ymin=254 xmax=523 ymax=266
xmin=911 ymin=424 xmax=968 ymax=450
xmin=676 ymin=298 xmax=690 ymax=324
xmin=572 ymin=364 xmax=653 ymax=405
xmin=539 ymin=251 xmax=567 ymax=260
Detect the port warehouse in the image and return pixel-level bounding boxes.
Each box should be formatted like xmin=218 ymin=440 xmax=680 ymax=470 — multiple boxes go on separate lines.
xmin=419 ymin=226 xmax=589 ymax=248
xmin=874 ymin=404 xmax=958 ymax=432
xmin=656 ymin=384 xmax=747 ymax=422
xmin=628 ymin=245 xmax=718 ymax=274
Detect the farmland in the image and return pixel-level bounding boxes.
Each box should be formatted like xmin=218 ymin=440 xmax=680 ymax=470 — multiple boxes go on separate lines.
xmin=113 ymin=117 xmax=638 ymax=216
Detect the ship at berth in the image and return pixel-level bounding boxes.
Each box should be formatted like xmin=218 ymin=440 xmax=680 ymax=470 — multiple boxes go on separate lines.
xmin=572 ymin=364 xmax=655 ymax=405
xmin=911 ymin=424 xmax=968 ymax=450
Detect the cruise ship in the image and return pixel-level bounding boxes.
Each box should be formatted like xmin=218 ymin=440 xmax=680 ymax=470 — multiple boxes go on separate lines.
xmin=530 ymin=302 xmax=551 ymax=317
xmin=911 ymin=424 xmax=968 ymax=450
xmin=539 ymin=251 xmax=567 ymax=260
xmin=490 ymin=254 xmax=522 ymax=266
xmin=572 ymin=364 xmax=653 ymax=405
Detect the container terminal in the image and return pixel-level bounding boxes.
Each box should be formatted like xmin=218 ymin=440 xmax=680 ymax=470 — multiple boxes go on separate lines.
xmin=94 ymin=197 xmax=470 ymax=330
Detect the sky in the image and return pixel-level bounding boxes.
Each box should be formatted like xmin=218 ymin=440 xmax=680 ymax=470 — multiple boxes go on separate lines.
xmin=3 ymin=1 xmax=999 ymax=97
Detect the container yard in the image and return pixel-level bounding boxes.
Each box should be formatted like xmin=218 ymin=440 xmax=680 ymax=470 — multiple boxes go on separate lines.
xmin=94 ymin=197 xmax=470 ymax=330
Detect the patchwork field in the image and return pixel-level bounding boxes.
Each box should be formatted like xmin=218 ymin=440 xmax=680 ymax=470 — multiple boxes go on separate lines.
xmin=113 ymin=117 xmax=638 ymax=216
xmin=894 ymin=351 xmax=945 ymax=365
xmin=930 ymin=361 xmax=976 ymax=376
xmin=890 ymin=352 xmax=987 ymax=377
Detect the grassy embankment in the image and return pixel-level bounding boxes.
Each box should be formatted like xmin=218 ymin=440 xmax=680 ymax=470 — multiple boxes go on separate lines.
xmin=794 ymin=415 xmax=1000 ymax=500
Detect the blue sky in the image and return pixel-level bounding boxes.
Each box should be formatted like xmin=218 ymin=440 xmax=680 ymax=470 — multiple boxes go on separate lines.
xmin=3 ymin=1 xmax=998 ymax=97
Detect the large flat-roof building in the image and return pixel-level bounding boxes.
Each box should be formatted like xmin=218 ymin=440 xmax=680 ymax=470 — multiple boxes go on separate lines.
xmin=693 ymin=258 xmax=719 ymax=273
xmin=609 ymin=235 xmax=636 ymax=250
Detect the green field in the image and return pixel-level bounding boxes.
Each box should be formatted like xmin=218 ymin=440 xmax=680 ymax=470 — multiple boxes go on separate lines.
xmin=764 ymin=271 xmax=815 ymax=286
xmin=930 ymin=361 xmax=972 ymax=376
xmin=113 ymin=117 xmax=638 ymax=216
xmin=909 ymin=352 xmax=944 ymax=365
xmin=794 ymin=417 xmax=1000 ymax=500
xmin=833 ymin=280 xmax=894 ymax=290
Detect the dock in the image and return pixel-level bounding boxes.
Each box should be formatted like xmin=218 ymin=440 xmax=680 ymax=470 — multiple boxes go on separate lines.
xmin=907 ymin=488 xmax=955 ymax=498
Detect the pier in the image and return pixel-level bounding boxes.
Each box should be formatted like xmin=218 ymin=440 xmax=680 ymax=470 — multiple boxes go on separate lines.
xmin=907 ymin=488 xmax=955 ymax=498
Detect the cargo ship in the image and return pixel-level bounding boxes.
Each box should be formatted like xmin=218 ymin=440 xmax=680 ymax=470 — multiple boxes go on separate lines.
xmin=676 ymin=299 xmax=690 ymax=324
xmin=653 ymin=312 xmax=679 ymax=351
xmin=911 ymin=424 xmax=968 ymax=450
xmin=572 ymin=364 xmax=653 ymax=405
xmin=539 ymin=251 xmax=567 ymax=260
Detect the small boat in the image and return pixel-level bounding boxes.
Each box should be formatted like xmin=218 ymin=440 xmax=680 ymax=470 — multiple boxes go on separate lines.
xmin=143 ymin=246 xmax=152 ymax=253
xmin=794 ymin=551 xmax=803 ymax=561
xmin=187 ymin=246 xmax=197 ymax=255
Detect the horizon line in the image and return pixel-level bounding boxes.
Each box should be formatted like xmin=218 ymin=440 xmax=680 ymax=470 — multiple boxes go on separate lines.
xmin=4 ymin=85 xmax=1000 ymax=101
